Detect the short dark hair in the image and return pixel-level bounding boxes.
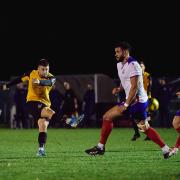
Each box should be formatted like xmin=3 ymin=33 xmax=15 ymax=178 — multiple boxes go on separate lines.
xmin=114 ymin=41 xmax=131 ymax=51
xmin=139 ymin=61 xmax=145 ymax=65
xmin=37 ymin=59 xmax=49 ymax=67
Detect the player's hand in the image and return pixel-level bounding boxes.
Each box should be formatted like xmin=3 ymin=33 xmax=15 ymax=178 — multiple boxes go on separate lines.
xmin=176 ymin=91 xmax=180 ymax=98
xmin=118 ymin=104 xmax=128 ymax=113
xmin=2 ymin=84 xmax=9 ymax=91
xmin=32 ymin=78 xmax=40 ymax=84
xmin=112 ymin=87 xmax=120 ymax=95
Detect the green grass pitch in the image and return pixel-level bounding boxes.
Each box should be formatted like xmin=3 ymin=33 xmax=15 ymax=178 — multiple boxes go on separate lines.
xmin=0 ymin=128 xmax=179 ymax=180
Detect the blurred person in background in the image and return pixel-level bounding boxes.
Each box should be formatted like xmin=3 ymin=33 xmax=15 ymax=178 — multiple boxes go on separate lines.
xmin=156 ymin=78 xmax=171 ymax=128
xmin=49 ymin=84 xmax=64 ymax=127
xmin=14 ymin=82 xmax=29 ymax=129
xmin=81 ymin=83 xmax=95 ymax=127
xmin=62 ymin=81 xmax=84 ymax=128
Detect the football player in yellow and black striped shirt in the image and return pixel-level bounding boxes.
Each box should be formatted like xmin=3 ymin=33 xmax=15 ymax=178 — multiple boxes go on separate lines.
xmin=140 ymin=62 xmax=152 ymax=99
xmin=3 ymin=59 xmax=56 ymax=156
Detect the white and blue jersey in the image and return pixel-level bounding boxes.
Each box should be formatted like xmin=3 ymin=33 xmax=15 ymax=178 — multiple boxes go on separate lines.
xmin=117 ymin=57 xmax=148 ymax=120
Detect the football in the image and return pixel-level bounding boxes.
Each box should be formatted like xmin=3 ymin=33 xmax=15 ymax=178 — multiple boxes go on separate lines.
xmin=148 ymin=97 xmax=159 ymax=112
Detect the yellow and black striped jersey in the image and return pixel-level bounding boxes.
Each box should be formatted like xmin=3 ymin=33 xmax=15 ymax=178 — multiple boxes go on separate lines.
xmin=23 ymin=70 xmax=55 ymax=107
xmin=143 ymin=71 xmax=152 ymax=98
xmin=8 ymin=70 xmax=55 ymax=107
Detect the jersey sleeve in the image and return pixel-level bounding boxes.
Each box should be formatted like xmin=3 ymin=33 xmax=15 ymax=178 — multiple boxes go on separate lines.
xmin=21 ymin=71 xmax=31 ymax=82
xmin=147 ymin=74 xmax=152 ymax=98
xmin=128 ymin=62 xmax=141 ymax=77
xmin=39 ymin=76 xmax=56 ymax=86
xmin=7 ymin=71 xmax=31 ymax=88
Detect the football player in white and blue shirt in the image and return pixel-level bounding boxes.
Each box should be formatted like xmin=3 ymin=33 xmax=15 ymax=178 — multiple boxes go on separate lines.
xmin=85 ymin=41 xmax=171 ymax=159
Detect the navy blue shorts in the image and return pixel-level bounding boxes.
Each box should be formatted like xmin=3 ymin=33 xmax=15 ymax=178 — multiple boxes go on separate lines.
xmin=118 ymin=101 xmax=148 ymax=120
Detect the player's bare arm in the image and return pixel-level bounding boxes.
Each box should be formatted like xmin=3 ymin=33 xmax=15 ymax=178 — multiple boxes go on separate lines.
xmin=2 ymin=72 xmax=30 ymax=90
xmin=125 ymin=76 xmax=139 ymax=106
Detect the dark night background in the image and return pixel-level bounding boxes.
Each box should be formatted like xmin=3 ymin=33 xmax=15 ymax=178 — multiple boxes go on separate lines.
xmin=1 ymin=3 xmax=179 ymax=81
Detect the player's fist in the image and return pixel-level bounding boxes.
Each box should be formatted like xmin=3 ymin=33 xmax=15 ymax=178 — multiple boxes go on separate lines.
xmin=32 ymin=78 xmax=40 ymax=84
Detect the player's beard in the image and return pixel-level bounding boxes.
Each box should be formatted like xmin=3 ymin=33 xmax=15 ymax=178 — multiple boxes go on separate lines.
xmin=119 ymin=56 xmax=126 ymax=62
xmin=116 ymin=55 xmax=125 ymax=62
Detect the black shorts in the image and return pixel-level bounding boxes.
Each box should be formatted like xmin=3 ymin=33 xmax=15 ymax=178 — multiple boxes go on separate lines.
xmin=26 ymin=101 xmax=47 ymax=120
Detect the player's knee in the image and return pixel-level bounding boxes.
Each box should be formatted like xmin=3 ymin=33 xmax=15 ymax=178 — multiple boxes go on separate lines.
xmin=172 ymin=120 xmax=176 ymax=129
xmin=103 ymin=113 xmax=111 ymax=121
xmin=103 ymin=113 xmax=107 ymax=120
xmin=41 ymin=107 xmax=55 ymax=119
xmin=172 ymin=118 xmax=179 ymax=129
xmin=38 ymin=118 xmax=48 ymax=130
xmin=46 ymin=107 xmax=55 ymax=117
xmin=137 ymin=121 xmax=150 ymax=132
